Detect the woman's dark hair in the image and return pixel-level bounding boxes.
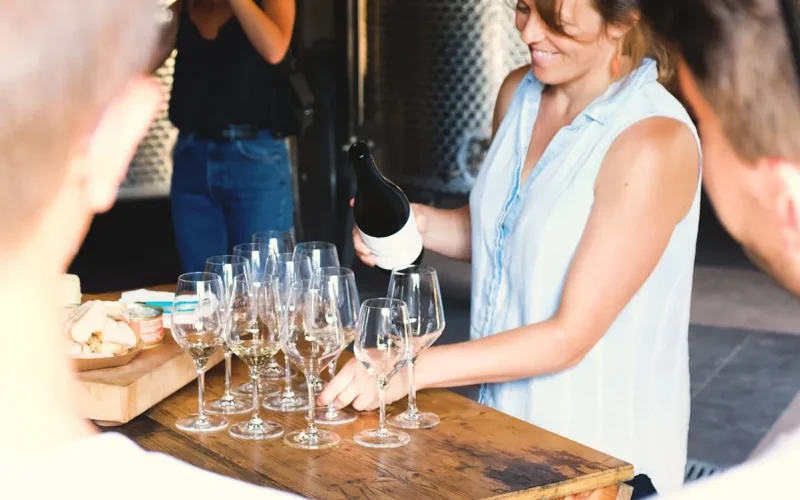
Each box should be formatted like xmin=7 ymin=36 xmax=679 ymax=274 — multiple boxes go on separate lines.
xmin=511 ymin=0 xmax=678 ymax=89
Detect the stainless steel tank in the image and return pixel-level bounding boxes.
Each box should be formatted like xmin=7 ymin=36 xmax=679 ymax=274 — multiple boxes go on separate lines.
xmin=354 ymin=0 xmax=531 ymax=194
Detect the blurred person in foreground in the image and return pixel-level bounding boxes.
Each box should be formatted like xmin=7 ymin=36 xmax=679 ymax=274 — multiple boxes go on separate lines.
xmin=0 ymin=1 xmax=299 ymax=497
xmin=640 ymin=0 xmax=800 ymax=498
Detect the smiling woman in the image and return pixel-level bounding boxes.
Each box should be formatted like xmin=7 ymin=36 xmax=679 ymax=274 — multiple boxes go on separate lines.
xmin=332 ymin=1 xmax=700 ymax=499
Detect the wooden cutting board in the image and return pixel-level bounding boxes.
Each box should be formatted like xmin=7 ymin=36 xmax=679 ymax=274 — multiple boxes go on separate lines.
xmin=75 ymin=287 xmax=223 ymax=426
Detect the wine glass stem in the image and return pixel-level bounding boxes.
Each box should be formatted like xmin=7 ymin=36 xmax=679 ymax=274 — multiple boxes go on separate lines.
xmin=377 ymin=378 xmax=388 ymax=436
xmin=222 ymin=348 xmax=233 ymax=400
xmin=406 ymin=357 xmax=419 ymax=416
xmin=195 ymin=360 xmax=208 ymax=422
xmin=249 ymin=367 xmax=261 ymax=424
xmin=283 ymin=353 xmax=294 ymax=397
xmin=306 ymin=374 xmax=318 ymax=436
xmin=326 ymin=352 xmax=341 ymax=414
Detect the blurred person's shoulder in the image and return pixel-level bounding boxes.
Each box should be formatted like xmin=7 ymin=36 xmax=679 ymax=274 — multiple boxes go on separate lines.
xmin=5 ymin=432 xmax=304 ymax=499
xmin=664 ymin=428 xmax=800 ymax=499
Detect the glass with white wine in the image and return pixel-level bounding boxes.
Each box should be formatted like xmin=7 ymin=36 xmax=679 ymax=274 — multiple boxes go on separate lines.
xmin=171 ymin=272 xmax=227 ymax=433
xmin=224 ymin=274 xmax=284 ymax=440
xmin=204 ymin=255 xmax=253 ymax=415
xmin=354 ymin=298 xmax=412 ymax=449
xmin=281 ymin=280 xmax=345 ymax=450
xmin=263 ymin=252 xmax=313 ymax=412
xmin=312 ymin=267 xmax=360 ymax=425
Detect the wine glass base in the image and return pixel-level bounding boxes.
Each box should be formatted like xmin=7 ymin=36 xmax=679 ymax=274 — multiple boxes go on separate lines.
xmin=284 ymin=429 xmax=340 ymax=450
xmin=232 ymin=381 xmax=281 ymax=398
xmin=354 ymin=428 xmax=410 ymax=449
xmin=388 ymin=411 xmax=440 ymax=430
xmin=314 ymin=407 xmax=358 ymax=426
xmin=263 ymin=393 xmax=309 ymax=412
xmin=229 ymin=420 xmax=284 ymax=440
xmin=205 ymin=396 xmax=253 ymax=415
xmin=175 ymin=414 xmax=228 ymax=433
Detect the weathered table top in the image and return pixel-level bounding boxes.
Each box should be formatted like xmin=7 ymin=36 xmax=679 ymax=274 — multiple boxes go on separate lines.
xmin=90 ymin=288 xmax=634 ymax=500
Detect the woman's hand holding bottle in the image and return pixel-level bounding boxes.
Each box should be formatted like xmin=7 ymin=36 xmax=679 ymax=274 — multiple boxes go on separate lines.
xmin=350 ymin=198 xmax=430 ymax=268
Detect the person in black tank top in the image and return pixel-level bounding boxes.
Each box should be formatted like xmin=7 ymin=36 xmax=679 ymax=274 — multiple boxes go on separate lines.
xmin=152 ymin=0 xmax=296 ymax=273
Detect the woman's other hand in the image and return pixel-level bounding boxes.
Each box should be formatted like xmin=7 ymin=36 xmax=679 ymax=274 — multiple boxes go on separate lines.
xmin=317 ymin=356 xmax=409 ymax=411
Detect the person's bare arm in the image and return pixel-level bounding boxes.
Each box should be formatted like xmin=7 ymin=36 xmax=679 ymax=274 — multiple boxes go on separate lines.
xmin=323 ymin=117 xmax=700 ymax=410
xmin=229 ymin=0 xmax=295 ymax=64
xmin=148 ymin=0 xmax=182 ymax=73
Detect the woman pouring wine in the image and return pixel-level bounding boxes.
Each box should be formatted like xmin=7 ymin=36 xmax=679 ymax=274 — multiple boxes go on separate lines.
xmin=321 ymin=1 xmax=700 ymax=498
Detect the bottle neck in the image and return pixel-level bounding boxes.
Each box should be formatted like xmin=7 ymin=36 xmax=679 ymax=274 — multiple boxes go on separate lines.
xmin=353 ymin=156 xmax=389 ymax=187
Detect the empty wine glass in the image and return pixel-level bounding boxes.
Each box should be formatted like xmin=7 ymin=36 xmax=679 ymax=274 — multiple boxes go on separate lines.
xmin=232 ymin=242 xmax=281 ymax=395
xmin=281 ymin=280 xmax=345 ymax=450
xmin=354 ymin=298 xmax=412 ymax=448
xmin=252 ymin=230 xmax=295 ymax=258
xmin=294 ymin=241 xmax=340 ymax=270
xmin=387 ymin=265 xmax=445 ymax=430
xmin=312 ymin=267 xmax=360 ymax=425
xmin=233 ymin=242 xmax=271 ymax=283
xmin=263 ymin=252 xmax=314 ymax=412
xmin=171 ymin=273 xmax=227 ymax=433
xmin=204 ymin=255 xmax=253 ymax=415
xmin=293 ymin=242 xmax=340 ymax=394
xmin=224 ymin=274 xmax=284 ymax=440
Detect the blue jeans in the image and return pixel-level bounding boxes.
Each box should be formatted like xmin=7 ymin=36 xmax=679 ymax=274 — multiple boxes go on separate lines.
xmin=170 ymin=130 xmax=294 ymax=273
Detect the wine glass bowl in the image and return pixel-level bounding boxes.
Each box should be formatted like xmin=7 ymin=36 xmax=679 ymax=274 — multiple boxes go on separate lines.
xmin=252 ymin=230 xmax=296 ymax=258
xmin=171 ymin=272 xmax=228 ymax=433
xmin=293 ymin=241 xmax=341 ymax=271
xmin=387 ymin=265 xmax=445 ymax=430
xmin=224 ymin=274 xmax=284 ymax=440
xmin=281 ymin=280 xmax=345 ymax=450
xmin=204 ymin=255 xmax=254 ymax=416
xmin=353 ymin=298 xmax=412 ymax=449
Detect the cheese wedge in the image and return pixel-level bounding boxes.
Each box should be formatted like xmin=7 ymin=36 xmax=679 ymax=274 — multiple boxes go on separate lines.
xmin=104 ymin=301 xmax=126 ymax=321
xmin=97 ymin=317 xmax=138 ymax=349
xmin=68 ymin=301 xmax=106 ymax=344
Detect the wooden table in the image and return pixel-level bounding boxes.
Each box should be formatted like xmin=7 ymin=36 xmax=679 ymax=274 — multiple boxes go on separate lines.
xmin=90 ymin=289 xmax=634 ymax=500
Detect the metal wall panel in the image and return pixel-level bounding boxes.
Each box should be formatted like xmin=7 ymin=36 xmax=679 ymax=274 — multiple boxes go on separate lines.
xmin=362 ymin=0 xmax=530 ymax=194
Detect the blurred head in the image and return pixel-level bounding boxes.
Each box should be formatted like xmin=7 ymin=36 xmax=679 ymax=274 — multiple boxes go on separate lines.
xmin=0 ymin=1 xmax=163 ymax=276
xmin=643 ymin=0 xmax=800 ymax=295
xmin=511 ymin=0 xmax=676 ymax=88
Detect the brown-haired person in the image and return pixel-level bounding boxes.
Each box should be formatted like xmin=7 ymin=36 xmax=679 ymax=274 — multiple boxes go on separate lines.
xmin=0 ymin=1 xmax=301 ymax=497
xmin=323 ymin=1 xmax=701 ymax=497
xmin=639 ymin=0 xmax=800 ymax=498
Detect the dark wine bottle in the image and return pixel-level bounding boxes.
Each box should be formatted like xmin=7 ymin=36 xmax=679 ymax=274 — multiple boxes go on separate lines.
xmin=348 ymin=141 xmax=424 ymax=273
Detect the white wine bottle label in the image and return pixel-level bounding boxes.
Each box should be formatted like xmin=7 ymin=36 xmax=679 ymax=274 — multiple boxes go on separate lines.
xmin=358 ymin=208 xmax=424 ymax=271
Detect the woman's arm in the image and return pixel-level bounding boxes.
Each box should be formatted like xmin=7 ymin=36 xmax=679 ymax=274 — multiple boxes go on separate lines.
xmin=321 ymin=117 xmax=700 ymax=410
xmin=229 ymin=0 xmax=295 ymax=64
xmin=417 ymin=117 xmax=700 ymax=388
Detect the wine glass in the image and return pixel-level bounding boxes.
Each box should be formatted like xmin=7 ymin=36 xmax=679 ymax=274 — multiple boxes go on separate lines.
xmin=293 ymin=242 xmax=340 ymax=394
xmin=387 ymin=265 xmax=445 ymax=429
xmin=354 ymin=298 xmax=412 ymax=448
xmin=203 ymin=255 xmax=253 ymax=415
xmin=281 ymin=279 xmax=345 ymax=450
xmin=224 ymin=274 xmax=284 ymax=440
xmin=263 ymin=252 xmax=313 ymax=412
xmin=232 ymin=242 xmax=281 ymax=395
xmin=293 ymin=241 xmax=340 ymax=270
xmin=312 ymin=267 xmax=360 ymax=425
xmin=252 ymin=230 xmax=295 ymax=258
xmin=171 ymin=272 xmax=228 ymax=433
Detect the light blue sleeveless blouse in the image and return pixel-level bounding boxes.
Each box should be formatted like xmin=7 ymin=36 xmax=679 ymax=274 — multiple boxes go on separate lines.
xmin=468 ymin=59 xmax=701 ymax=494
